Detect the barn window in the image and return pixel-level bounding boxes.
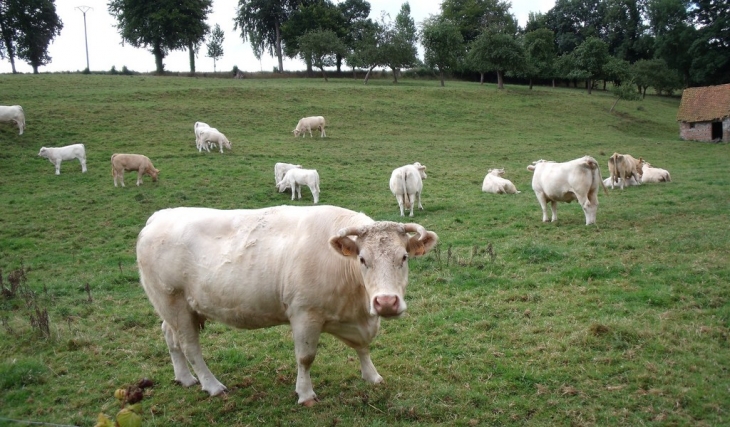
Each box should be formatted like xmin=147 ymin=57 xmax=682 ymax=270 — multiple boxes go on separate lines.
xmin=689 ymin=123 xmax=695 ymax=129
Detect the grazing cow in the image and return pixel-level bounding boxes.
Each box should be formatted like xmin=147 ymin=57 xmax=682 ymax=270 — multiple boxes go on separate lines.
xmin=274 ymin=162 xmax=302 ymax=191
xmin=526 ymin=156 xmax=607 ymax=225
xmin=136 ymin=205 xmax=438 ymax=405
xmin=111 ymin=153 xmax=159 ymax=187
xmin=293 ymin=116 xmax=326 ymax=138
xmin=641 ymin=163 xmax=672 ymax=183
xmin=198 ymin=128 xmax=231 ymax=153
xmin=38 ymin=144 xmax=87 ymax=175
xmin=0 ymin=105 xmax=25 ymax=135
xmin=193 ymin=122 xmax=213 ymax=151
xmin=389 ymin=162 xmax=427 ymax=217
xmin=277 ymin=168 xmax=320 ymax=203
xmin=481 ymin=168 xmax=520 ymax=194
xmin=603 ymin=176 xmax=639 ymax=188
xmin=607 ymin=152 xmax=644 ymax=190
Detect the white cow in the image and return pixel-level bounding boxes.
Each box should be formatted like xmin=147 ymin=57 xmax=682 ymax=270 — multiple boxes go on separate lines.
xmin=603 ymin=176 xmax=639 ymax=188
xmin=389 ymin=162 xmax=427 ymax=217
xmin=38 ymin=144 xmax=87 ymax=175
xmin=527 ymin=156 xmax=607 ymax=225
xmin=641 ymin=163 xmax=672 ymax=183
xmin=0 ymin=105 xmax=25 ymax=135
xmin=193 ymin=121 xmax=212 ymax=151
xmin=293 ymin=116 xmax=326 ymax=138
xmin=277 ymin=168 xmax=320 ymax=203
xmin=198 ymin=128 xmax=231 ymax=153
xmin=274 ymin=162 xmax=302 ymax=191
xmin=481 ymin=168 xmax=520 ymax=194
xmin=136 ymin=205 xmax=438 ymax=405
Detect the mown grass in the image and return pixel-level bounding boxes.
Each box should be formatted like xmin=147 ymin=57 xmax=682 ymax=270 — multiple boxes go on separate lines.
xmin=0 ymin=74 xmax=728 ymax=426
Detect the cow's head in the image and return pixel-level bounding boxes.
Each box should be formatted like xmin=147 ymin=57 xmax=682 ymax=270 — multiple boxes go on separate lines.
xmin=149 ymin=168 xmax=160 ymax=182
xmin=292 ymin=128 xmax=302 ymax=137
xmin=488 ymin=168 xmax=505 ymax=176
xmin=38 ymin=147 xmax=48 ymax=158
xmin=329 ymin=222 xmax=438 ymax=318
xmin=413 ymin=162 xmax=427 ymax=179
xmin=636 ymin=157 xmax=645 ymax=177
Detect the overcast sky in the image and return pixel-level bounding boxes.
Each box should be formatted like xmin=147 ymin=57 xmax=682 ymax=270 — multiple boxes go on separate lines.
xmin=0 ymin=0 xmax=555 ymax=74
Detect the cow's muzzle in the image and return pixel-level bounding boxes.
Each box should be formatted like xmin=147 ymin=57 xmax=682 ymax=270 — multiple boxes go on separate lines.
xmin=373 ymin=294 xmax=403 ymax=317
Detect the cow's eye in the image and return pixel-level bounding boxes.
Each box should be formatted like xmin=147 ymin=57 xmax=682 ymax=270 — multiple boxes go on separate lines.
xmin=402 ymin=254 xmax=408 ymax=263
xmin=359 ymin=256 xmax=367 ymax=268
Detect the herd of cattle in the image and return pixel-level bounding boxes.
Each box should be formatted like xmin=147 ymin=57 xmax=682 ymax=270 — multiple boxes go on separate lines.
xmin=2 ymin=102 xmax=673 ymax=406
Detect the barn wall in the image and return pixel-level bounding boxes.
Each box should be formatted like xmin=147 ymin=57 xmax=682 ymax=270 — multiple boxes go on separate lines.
xmin=724 ymin=118 xmax=730 ymax=142
xmin=679 ymin=121 xmax=712 ymax=141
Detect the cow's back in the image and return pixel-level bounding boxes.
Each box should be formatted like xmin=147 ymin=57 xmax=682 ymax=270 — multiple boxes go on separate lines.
xmin=137 ymin=205 xmax=372 ymax=329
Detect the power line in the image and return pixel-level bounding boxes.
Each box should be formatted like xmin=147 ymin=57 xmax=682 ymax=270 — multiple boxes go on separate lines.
xmin=75 ymin=6 xmax=93 ymax=71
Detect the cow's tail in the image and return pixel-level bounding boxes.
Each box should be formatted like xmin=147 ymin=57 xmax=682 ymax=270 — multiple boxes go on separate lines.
xmin=401 ymin=169 xmax=411 ymax=208
xmin=111 ymin=154 xmax=117 ymax=177
xmin=589 ymin=157 xmax=609 ymax=196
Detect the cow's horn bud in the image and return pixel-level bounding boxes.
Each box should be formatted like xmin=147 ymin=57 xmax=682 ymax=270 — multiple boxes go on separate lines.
xmin=403 ymin=223 xmax=427 ymax=241
xmin=338 ymin=226 xmax=363 ymax=237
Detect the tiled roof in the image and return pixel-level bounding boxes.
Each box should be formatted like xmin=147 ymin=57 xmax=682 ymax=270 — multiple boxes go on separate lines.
xmin=677 ymin=83 xmax=730 ymax=122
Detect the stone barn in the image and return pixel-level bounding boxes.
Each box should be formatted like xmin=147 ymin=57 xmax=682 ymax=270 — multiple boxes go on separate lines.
xmin=677 ymin=83 xmax=730 ymax=142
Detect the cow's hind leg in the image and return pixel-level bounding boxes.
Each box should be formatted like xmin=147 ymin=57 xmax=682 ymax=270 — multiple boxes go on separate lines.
xmin=550 ymin=201 xmax=558 ymax=222
xmin=290 ymin=318 xmax=322 ymax=405
xmin=162 ymin=321 xmax=198 ymax=387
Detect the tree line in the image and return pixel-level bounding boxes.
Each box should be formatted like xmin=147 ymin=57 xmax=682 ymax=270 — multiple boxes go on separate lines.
xmin=1 ymin=0 xmax=727 ymax=93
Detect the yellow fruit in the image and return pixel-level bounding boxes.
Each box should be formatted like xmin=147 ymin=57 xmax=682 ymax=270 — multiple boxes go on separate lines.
xmin=115 ymin=407 xmax=142 ymax=427
xmin=93 ymin=413 xmax=114 ymax=427
xmin=114 ymin=388 xmax=127 ymax=401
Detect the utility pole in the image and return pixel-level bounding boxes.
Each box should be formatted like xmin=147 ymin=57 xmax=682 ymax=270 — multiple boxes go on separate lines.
xmin=75 ymin=6 xmax=93 ymax=71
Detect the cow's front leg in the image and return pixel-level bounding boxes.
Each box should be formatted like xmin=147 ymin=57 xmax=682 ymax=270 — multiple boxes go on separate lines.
xmin=291 ymin=319 xmax=322 ymax=406
xmin=136 ymin=171 xmax=143 ymax=186
xmin=54 ymin=160 xmax=61 ymax=175
xmin=162 ymin=321 xmax=198 ymax=387
xmin=550 ymin=201 xmax=558 ymax=222
xmin=355 ymin=347 xmax=383 ymax=384
xmin=291 ymin=184 xmax=297 ymax=201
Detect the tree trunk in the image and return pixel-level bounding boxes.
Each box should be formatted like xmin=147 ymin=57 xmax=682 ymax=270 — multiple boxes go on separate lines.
xmin=274 ymin=21 xmax=283 ymax=73
xmin=364 ymin=65 xmax=375 ymax=84
xmin=439 ymin=69 xmax=444 ymax=87
xmin=32 ymin=64 xmax=39 ymax=74
xmin=642 ymin=87 xmax=647 ymax=99
xmin=552 ymin=78 xmax=555 ymax=88
xmin=352 ymin=66 xmax=356 ymax=79
xmin=392 ymin=67 xmax=398 ymax=83
xmin=305 ymin=58 xmax=313 ymax=77
xmin=587 ymin=79 xmax=592 ymax=94
xmin=480 ymin=72 xmax=484 ymax=85
xmin=213 ymin=58 xmax=217 ymax=73
xmin=153 ymin=42 xmax=165 ymax=74
xmin=336 ymin=55 xmax=342 ymax=73
xmin=602 ymin=80 xmax=606 ymax=91
xmin=529 ymin=78 xmax=533 ymax=90
xmin=320 ymin=67 xmax=328 ymax=82
xmin=188 ymin=42 xmax=196 ymax=73
xmin=609 ymin=97 xmax=620 ymax=113
xmin=1 ymin=36 xmax=17 ymax=73
xmin=497 ymin=70 xmax=504 ymax=89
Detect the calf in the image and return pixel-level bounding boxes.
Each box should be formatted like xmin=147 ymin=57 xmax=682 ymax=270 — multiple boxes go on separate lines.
xmin=641 ymin=163 xmax=671 ymax=183
xmin=111 ymin=153 xmax=159 ymax=187
xmin=274 ymin=162 xmax=302 ymax=191
xmin=277 ymin=168 xmax=320 ymax=203
xmin=603 ymin=176 xmax=639 ymax=188
xmin=293 ymin=116 xmax=326 ymax=138
xmin=38 ymin=144 xmax=87 ymax=175
xmin=482 ymin=168 xmax=520 ymax=194
xmin=198 ymin=128 xmax=231 ymax=154
xmin=389 ymin=162 xmax=427 ymax=217
xmin=607 ymin=152 xmax=644 ymax=189
xmin=0 ymin=105 xmax=25 ymax=135
xmin=194 ymin=121 xmax=212 ymax=151
xmin=527 ymin=156 xmax=607 ymax=225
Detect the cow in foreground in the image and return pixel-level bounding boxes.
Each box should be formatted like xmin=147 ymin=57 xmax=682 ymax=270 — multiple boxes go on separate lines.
xmin=277 ymin=168 xmax=320 ymax=203
xmin=198 ymin=128 xmax=231 ymax=153
xmin=527 ymin=156 xmax=607 ymax=225
xmin=274 ymin=162 xmax=302 ymax=192
xmin=293 ymin=116 xmax=326 ymax=138
xmin=38 ymin=144 xmax=87 ymax=175
xmin=136 ymin=205 xmax=438 ymax=405
xmin=482 ymin=168 xmax=520 ymax=194
xmin=641 ymin=163 xmax=672 ymax=183
xmin=390 ymin=162 xmax=427 ymax=217
xmin=607 ymin=152 xmax=644 ymax=190
xmin=0 ymin=105 xmax=25 ymax=135
xmin=111 ymin=153 xmax=159 ymax=187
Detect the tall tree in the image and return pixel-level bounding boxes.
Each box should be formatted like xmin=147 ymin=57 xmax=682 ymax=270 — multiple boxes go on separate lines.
xmin=298 ymin=29 xmax=347 ymax=81
xmin=467 ymin=29 xmax=525 ymax=89
xmin=646 ymin=0 xmax=695 ymax=85
xmin=108 ymin=0 xmax=212 ymax=74
xmin=523 ymin=28 xmax=556 ymax=88
xmin=570 ymin=36 xmax=610 ymax=94
xmin=12 ymin=0 xmax=63 ymax=74
xmin=335 ymin=0 xmax=371 ymax=72
xmin=235 ymin=0 xmax=313 ymax=73
xmin=603 ymin=0 xmax=652 ymax=62
xmin=544 ymin=0 xmax=606 ymax=55
xmin=206 ymin=24 xmax=225 ymax=72
xmin=440 ymin=0 xmax=516 ymax=43
xmin=280 ymin=0 xmax=343 ymax=73
xmin=686 ymin=0 xmax=730 ymax=85
xmin=346 ymin=18 xmax=383 ymax=83
xmin=421 ymin=16 xmax=464 ymax=86
xmin=632 ymin=58 xmax=682 ymax=97
xmin=381 ymin=2 xmax=419 ymax=83
xmin=0 ymin=0 xmax=20 ymax=73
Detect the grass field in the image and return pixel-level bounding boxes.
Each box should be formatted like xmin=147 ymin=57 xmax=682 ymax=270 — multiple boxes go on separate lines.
xmin=0 ymin=74 xmax=728 ymax=426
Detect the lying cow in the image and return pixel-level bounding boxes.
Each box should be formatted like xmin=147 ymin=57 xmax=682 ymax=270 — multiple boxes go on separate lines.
xmin=0 ymin=105 xmax=25 ymax=135
xmin=136 ymin=205 xmax=438 ymax=405
xmin=277 ymin=168 xmax=320 ymax=203
xmin=38 ymin=144 xmax=87 ymax=175
xmin=390 ymin=162 xmax=427 ymax=217
xmin=527 ymin=156 xmax=607 ymax=225
xmin=482 ymin=168 xmax=520 ymax=194
xmin=293 ymin=116 xmax=326 ymax=138
xmin=641 ymin=162 xmax=672 ymax=183
xmin=198 ymin=128 xmax=231 ymax=153
xmin=274 ymin=162 xmax=302 ymax=192
xmin=607 ymin=152 xmax=644 ymax=190
xmin=603 ymin=176 xmax=639 ymax=188
xmin=111 ymin=153 xmax=159 ymax=187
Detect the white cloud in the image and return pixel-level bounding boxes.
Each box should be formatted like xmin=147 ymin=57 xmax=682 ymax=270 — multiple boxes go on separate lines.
xmin=0 ymin=0 xmax=553 ymax=74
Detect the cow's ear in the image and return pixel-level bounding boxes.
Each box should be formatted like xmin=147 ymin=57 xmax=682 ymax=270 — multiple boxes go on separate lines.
xmin=329 ymin=235 xmax=359 ymax=258
xmin=407 ymin=231 xmax=439 ymax=257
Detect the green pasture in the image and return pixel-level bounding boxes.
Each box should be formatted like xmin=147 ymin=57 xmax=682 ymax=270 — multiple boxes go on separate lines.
xmin=0 ymin=74 xmax=727 ymax=426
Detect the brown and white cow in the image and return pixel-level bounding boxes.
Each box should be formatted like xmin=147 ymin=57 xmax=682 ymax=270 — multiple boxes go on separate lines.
xmin=527 ymin=156 xmax=607 ymax=225
xmin=136 ymin=205 xmax=438 ymax=406
xmin=607 ymin=152 xmax=644 ymax=189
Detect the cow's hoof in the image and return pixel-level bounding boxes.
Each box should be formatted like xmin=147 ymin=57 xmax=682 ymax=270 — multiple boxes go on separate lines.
xmin=175 ymin=377 xmax=199 ymax=387
xmin=301 ymin=398 xmax=318 ymax=407
xmin=204 ymin=384 xmax=228 ymax=396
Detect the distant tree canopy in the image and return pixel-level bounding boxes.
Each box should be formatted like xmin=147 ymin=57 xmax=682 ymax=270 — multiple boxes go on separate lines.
xmin=421 ymin=16 xmax=464 ymax=86
xmin=108 ymin=0 xmax=212 ymax=74
xmin=206 ymin=24 xmax=225 ymax=72
xmin=297 ymin=29 xmax=347 ymax=81
xmin=0 ymin=0 xmax=62 ymax=74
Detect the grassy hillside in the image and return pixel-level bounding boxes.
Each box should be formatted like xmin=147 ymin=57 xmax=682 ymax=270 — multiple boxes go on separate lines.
xmin=0 ymin=74 xmax=728 ymax=426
